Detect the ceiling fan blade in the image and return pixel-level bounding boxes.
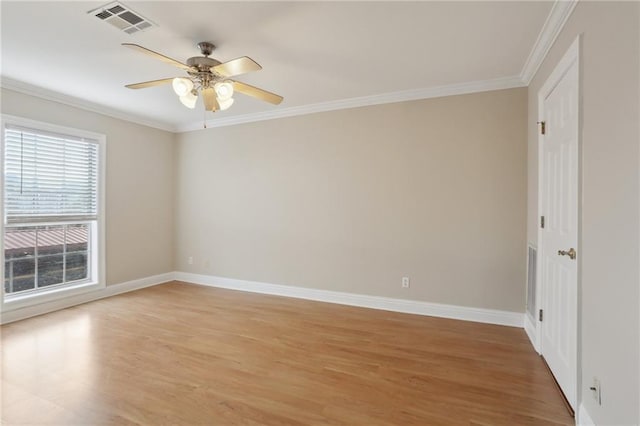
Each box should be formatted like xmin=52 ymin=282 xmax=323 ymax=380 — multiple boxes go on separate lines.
xmin=213 ymin=57 xmax=262 ymax=77
xmin=122 ymin=43 xmax=192 ymax=71
xmin=202 ymin=88 xmax=219 ymax=111
xmin=232 ymin=81 xmax=283 ymax=105
xmin=125 ymin=78 xmax=176 ymax=89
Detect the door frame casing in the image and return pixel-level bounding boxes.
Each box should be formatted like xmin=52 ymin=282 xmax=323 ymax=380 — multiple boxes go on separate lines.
xmin=533 ymin=35 xmax=582 ymax=412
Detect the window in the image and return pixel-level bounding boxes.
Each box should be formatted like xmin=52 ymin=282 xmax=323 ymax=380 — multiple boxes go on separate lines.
xmin=2 ymin=116 xmax=104 ymax=306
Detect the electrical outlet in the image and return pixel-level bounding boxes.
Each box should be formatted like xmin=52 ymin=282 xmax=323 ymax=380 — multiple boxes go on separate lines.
xmin=402 ymin=277 xmax=410 ymax=288
xmin=590 ymin=377 xmax=601 ymax=405
xmin=188 ymin=256 xmax=194 ymax=265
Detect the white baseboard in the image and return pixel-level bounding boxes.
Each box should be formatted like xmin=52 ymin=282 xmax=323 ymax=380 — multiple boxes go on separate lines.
xmin=524 ymin=312 xmax=540 ymax=353
xmin=2 ymin=271 xmax=526 ymax=328
xmin=577 ymin=403 xmax=596 ymax=426
xmin=0 ymin=272 xmax=175 ymax=324
xmin=174 ymin=272 xmax=525 ymax=328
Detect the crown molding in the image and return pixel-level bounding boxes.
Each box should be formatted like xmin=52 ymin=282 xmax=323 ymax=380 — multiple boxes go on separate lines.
xmin=0 ymin=77 xmax=177 ymax=133
xmin=520 ymin=0 xmax=579 ymax=85
xmin=177 ymin=75 xmax=525 ymax=132
xmin=1 ymin=74 xmax=523 ymax=134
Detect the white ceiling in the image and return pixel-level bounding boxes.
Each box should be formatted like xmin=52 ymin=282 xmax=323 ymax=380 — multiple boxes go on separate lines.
xmin=1 ymin=1 xmax=553 ymax=132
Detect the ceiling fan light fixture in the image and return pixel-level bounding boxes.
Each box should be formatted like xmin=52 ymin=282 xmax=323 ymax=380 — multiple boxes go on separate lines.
xmin=214 ymin=81 xmax=234 ymax=101
xmin=123 ymin=42 xmax=283 ymax=118
xmin=179 ymin=90 xmax=198 ymax=109
xmin=172 ymin=77 xmax=194 ymax=97
xmin=218 ymin=97 xmax=234 ymax=111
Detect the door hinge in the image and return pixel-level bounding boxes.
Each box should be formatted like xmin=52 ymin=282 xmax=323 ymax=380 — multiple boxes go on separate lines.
xmin=538 ymin=121 xmax=546 ymax=135
xmin=540 ymin=216 xmax=545 ymax=229
xmin=539 ymin=309 xmax=544 ymax=322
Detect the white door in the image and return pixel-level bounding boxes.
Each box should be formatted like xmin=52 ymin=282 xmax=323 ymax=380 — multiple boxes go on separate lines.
xmin=540 ymin=54 xmax=579 ymax=410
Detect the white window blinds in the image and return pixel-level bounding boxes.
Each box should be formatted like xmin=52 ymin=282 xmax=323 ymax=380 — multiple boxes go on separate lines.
xmin=4 ymin=124 xmax=99 ymax=223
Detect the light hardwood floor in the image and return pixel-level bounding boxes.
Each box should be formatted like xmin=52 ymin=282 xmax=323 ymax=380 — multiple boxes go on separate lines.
xmin=1 ymin=281 xmax=573 ymax=425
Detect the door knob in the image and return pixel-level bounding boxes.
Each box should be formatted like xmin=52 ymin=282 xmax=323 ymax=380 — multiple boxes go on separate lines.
xmin=558 ymin=247 xmax=577 ymax=260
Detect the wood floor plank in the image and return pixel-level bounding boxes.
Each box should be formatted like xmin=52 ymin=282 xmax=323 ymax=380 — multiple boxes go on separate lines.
xmin=1 ymin=281 xmax=573 ymax=425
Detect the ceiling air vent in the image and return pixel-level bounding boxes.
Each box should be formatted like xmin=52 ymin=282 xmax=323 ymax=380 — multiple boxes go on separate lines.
xmin=87 ymin=2 xmax=156 ymax=35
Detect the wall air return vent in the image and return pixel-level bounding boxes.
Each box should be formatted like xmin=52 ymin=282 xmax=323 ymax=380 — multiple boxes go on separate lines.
xmin=526 ymin=245 xmax=537 ymax=321
xmin=87 ymin=2 xmax=156 ymax=35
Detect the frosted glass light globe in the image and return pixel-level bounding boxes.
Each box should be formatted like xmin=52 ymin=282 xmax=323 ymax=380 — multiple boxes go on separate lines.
xmin=214 ymin=81 xmax=234 ymax=101
xmin=172 ymin=78 xmax=194 ymax=97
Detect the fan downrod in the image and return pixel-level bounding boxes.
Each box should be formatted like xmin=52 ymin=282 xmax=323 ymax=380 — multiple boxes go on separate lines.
xmin=197 ymin=42 xmax=216 ymax=57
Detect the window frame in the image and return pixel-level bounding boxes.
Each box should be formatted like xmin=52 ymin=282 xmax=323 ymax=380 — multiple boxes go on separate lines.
xmin=0 ymin=115 xmax=106 ymax=312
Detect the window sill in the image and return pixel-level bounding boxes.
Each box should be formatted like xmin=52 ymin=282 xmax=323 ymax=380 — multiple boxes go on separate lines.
xmin=2 ymin=281 xmax=104 ymax=312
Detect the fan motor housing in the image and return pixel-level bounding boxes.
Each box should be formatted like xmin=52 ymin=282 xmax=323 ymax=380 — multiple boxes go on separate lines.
xmin=187 ymin=56 xmax=221 ymax=71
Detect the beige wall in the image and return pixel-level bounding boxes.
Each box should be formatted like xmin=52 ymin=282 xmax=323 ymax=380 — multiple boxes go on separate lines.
xmin=175 ymin=88 xmax=528 ymax=312
xmin=527 ymin=2 xmax=640 ymax=424
xmin=1 ymin=88 xmax=176 ymax=285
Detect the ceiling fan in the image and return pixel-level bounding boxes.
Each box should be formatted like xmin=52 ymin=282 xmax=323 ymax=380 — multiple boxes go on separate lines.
xmin=123 ymin=41 xmax=283 ymax=114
